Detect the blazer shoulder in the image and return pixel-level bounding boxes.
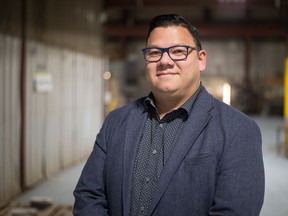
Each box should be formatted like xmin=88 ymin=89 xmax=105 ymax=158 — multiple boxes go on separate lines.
xmin=211 ymin=95 xmax=260 ymax=133
xmin=104 ymin=97 xmax=146 ymax=125
xmin=109 ymin=97 xmax=145 ymax=115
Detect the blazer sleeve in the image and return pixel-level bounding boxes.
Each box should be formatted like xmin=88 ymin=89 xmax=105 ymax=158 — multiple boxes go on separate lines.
xmin=209 ymin=119 xmax=265 ymax=215
xmin=73 ymin=129 xmax=109 ymax=216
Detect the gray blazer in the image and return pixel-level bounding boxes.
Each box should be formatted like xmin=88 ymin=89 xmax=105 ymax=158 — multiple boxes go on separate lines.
xmin=73 ymin=86 xmax=265 ymax=216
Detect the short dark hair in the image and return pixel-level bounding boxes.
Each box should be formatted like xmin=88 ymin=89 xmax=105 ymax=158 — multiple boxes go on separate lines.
xmin=146 ymin=14 xmax=202 ymax=50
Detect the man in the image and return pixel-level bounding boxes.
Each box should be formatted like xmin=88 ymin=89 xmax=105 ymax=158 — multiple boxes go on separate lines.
xmin=73 ymin=14 xmax=265 ymax=215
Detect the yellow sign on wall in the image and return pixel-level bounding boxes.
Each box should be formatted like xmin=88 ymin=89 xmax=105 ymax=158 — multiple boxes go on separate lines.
xmin=284 ymin=58 xmax=288 ymax=117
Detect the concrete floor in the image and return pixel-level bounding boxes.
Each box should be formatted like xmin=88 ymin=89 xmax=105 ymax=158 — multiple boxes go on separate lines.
xmin=13 ymin=116 xmax=288 ymax=216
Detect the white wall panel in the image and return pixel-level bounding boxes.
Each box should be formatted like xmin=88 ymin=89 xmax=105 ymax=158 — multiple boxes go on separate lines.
xmin=202 ymin=39 xmax=285 ymax=85
xmin=251 ymin=41 xmax=285 ymax=82
xmin=25 ymin=42 xmax=47 ymax=186
xmin=0 ymin=34 xmax=21 ymax=202
xmin=24 ymin=41 xmax=105 ymax=186
xmin=61 ymin=51 xmax=74 ymax=168
xmin=0 ymin=0 xmax=105 ymax=202
xmin=203 ymin=39 xmax=244 ymax=82
xmin=43 ymin=47 xmax=62 ymax=176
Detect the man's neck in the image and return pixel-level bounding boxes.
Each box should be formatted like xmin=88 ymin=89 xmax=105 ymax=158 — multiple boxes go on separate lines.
xmin=152 ymin=82 xmax=201 ymax=119
xmin=153 ymin=95 xmax=188 ymax=119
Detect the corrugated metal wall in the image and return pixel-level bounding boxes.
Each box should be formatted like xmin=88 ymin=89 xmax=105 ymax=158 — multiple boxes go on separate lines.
xmin=0 ymin=0 xmax=106 ymax=203
xmin=24 ymin=41 xmax=106 ymax=187
xmin=203 ymin=39 xmax=285 ymax=83
xmin=0 ymin=33 xmax=106 ymax=201
xmin=251 ymin=41 xmax=286 ymax=82
xmin=0 ymin=34 xmax=22 ymax=203
xmin=204 ymin=39 xmax=245 ymax=82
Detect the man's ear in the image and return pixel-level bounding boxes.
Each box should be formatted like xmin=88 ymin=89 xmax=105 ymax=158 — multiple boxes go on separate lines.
xmin=198 ymin=50 xmax=207 ymax=72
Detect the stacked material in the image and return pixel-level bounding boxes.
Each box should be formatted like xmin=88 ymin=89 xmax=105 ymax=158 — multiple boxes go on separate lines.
xmin=0 ymin=197 xmax=72 ymax=216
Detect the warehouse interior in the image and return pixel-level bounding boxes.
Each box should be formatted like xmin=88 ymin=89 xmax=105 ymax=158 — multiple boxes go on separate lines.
xmin=0 ymin=0 xmax=288 ymax=215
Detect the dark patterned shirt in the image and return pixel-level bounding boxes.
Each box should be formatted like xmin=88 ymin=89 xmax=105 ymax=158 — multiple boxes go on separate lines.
xmin=130 ymin=86 xmax=201 ymax=216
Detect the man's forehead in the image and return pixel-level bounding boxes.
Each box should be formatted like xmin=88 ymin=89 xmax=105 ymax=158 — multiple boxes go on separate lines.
xmin=147 ymin=27 xmax=196 ymax=45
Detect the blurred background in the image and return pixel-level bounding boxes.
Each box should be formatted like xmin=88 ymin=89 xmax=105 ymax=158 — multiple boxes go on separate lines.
xmin=0 ymin=0 xmax=288 ymax=215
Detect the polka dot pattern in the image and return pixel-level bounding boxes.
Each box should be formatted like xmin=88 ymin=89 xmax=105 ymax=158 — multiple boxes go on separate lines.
xmin=130 ymin=88 xmax=201 ymax=216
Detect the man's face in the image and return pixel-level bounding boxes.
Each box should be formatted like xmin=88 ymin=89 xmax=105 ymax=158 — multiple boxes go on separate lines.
xmin=145 ymin=26 xmax=206 ymax=100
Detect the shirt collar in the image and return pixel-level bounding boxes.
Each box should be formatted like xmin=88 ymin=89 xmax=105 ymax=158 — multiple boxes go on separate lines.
xmin=144 ymin=83 xmax=202 ymax=117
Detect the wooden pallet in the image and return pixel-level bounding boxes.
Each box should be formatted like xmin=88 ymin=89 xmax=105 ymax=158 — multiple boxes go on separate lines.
xmin=0 ymin=199 xmax=72 ymax=216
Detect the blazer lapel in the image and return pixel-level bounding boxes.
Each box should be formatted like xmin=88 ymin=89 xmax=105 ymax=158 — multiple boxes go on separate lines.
xmin=122 ymin=105 xmax=148 ymax=216
xmin=148 ymin=88 xmax=215 ymax=215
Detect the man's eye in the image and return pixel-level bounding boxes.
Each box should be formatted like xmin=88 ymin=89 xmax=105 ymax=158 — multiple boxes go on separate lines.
xmin=148 ymin=50 xmax=161 ymax=56
xmin=171 ymin=49 xmax=186 ymax=55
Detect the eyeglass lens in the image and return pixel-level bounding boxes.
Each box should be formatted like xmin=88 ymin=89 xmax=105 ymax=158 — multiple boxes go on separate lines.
xmin=144 ymin=46 xmax=190 ymax=62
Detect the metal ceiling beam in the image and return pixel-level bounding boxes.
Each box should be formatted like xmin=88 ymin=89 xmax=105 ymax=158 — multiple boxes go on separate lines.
xmin=199 ymin=24 xmax=286 ymax=37
xmin=104 ymin=0 xmax=287 ymax=9
xmin=106 ymin=24 xmax=287 ymax=39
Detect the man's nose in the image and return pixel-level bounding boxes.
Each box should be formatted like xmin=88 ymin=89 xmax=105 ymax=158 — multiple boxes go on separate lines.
xmin=159 ymin=51 xmax=173 ymax=64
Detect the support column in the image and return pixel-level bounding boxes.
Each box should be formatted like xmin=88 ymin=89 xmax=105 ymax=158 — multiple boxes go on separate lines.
xmin=284 ymin=57 xmax=288 ymax=156
xmin=20 ymin=0 xmax=27 ymax=190
xmin=244 ymin=36 xmax=251 ymax=84
xmin=283 ymin=5 xmax=288 ymax=157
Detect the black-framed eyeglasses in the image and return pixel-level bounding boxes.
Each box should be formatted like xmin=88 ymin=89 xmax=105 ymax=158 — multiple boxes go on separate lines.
xmin=141 ymin=45 xmax=199 ymax=62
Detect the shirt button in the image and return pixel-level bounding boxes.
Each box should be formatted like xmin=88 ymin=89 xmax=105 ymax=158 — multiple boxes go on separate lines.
xmin=159 ymin=123 xmax=163 ymax=128
xmin=145 ymin=177 xmax=150 ymax=183
xmin=140 ymin=206 xmax=145 ymax=212
xmin=152 ymin=149 xmax=157 ymax=154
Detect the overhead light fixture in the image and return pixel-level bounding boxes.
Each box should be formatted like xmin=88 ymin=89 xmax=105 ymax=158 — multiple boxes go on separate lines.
xmin=103 ymin=71 xmax=112 ymax=80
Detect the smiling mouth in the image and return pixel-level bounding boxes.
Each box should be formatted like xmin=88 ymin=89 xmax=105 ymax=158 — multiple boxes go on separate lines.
xmin=157 ymin=72 xmax=177 ymax=76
